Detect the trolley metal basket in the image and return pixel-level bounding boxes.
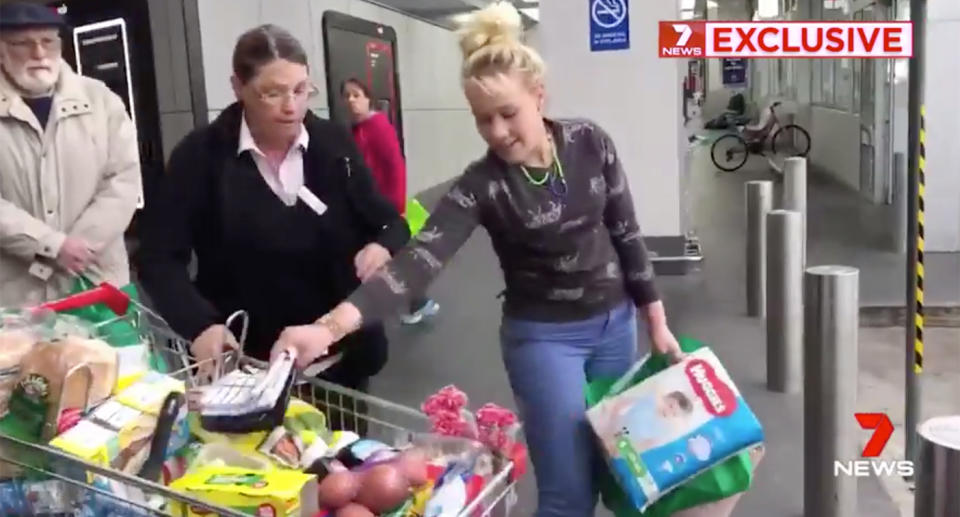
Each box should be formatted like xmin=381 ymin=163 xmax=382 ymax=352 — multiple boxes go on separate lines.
xmin=0 ymin=290 xmax=520 ymax=516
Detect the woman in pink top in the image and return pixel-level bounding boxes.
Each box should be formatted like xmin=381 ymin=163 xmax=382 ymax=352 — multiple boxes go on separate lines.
xmin=342 ymin=78 xmax=439 ymax=324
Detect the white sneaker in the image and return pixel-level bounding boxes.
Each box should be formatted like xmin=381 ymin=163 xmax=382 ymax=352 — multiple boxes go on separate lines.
xmin=401 ymin=299 xmax=440 ymax=325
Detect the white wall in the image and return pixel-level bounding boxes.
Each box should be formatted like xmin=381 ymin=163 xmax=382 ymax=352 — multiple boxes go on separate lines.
xmin=918 ymin=1 xmax=960 ymax=250
xmin=808 ymin=106 xmax=860 ymax=191
xmin=196 ymin=0 xmax=485 ymax=195
xmin=538 ymin=0 xmax=683 ymax=237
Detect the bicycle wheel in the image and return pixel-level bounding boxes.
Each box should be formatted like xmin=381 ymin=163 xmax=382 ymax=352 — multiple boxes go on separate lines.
xmin=772 ymin=124 xmax=811 ymax=157
xmin=710 ymin=134 xmax=750 ymax=172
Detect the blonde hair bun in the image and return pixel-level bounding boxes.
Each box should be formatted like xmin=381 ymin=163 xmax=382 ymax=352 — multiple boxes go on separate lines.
xmin=458 ymin=2 xmax=524 ymax=60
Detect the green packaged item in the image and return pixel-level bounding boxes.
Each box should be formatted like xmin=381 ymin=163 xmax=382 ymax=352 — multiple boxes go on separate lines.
xmin=61 ymin=276 xmax=168 ymax=373
xmin=405 ymin=199 xmax=430 ymax=237
xmin=585 ymin=336 xmax=759 ymax=517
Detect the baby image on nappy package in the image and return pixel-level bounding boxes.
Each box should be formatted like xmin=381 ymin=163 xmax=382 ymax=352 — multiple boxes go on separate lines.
xmin=586 ymin=347 xmax=764 ymax=512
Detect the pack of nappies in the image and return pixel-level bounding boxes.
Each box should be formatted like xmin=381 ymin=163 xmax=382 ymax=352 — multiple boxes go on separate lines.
xmin=586 ymin=347 xmax=764 ymax=512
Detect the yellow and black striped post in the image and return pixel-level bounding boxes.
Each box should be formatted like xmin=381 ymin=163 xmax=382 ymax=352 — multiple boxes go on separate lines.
xmin=905 ymin=0 xmax=927 ymax=467
xmin=914 ymin=107 xmax=925 ymax=375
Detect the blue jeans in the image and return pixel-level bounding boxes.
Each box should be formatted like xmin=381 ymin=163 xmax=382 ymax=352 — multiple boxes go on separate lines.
xmin=500 ymin=302 xmax=639 ymax=517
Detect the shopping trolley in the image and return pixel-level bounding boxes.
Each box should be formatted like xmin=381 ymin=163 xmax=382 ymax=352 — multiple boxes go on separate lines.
xmin=0 ymin=283 xmax=521 ymax=516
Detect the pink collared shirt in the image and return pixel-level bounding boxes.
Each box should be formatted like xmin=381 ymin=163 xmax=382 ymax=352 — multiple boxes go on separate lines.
xmin=237 ymin=113 xmax=310 ymax=206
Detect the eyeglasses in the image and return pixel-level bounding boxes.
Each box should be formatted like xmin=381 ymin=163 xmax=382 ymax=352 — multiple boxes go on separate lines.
xmin=2 ymin=36 xmax=61 ymax=55
xmin=257 ymin=83 xmax=319 ymax=106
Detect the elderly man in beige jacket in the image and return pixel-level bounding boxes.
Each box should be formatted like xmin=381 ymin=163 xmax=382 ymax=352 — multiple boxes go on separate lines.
xmin=0 ymin=2 xmax=141 ymax=307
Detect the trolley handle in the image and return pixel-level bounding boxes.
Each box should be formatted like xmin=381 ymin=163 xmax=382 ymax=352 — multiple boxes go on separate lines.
xmin=36 ymin=281 xmax=131 ymax=316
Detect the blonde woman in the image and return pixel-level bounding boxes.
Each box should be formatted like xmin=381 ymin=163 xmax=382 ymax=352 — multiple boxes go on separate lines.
xmin=273 ymin=3 xmax=683 ymax=515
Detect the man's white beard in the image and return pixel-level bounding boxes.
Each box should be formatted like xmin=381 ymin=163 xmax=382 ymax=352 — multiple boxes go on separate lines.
xmin=7 ymin=61 xmax=60 ymax=96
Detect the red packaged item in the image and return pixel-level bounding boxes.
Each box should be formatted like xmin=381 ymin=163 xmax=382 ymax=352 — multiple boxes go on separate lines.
xmin=475 ymin=403 xmax=527 ymax=481
xmin=421 ymin=386 xmax=478 ymax=440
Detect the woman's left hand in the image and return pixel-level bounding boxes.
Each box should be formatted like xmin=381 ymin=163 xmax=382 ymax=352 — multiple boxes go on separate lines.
xmin=650 ymin=324 xmax=686 ymax=364
xmin=354 ymin=243 xmax=391 ymax=282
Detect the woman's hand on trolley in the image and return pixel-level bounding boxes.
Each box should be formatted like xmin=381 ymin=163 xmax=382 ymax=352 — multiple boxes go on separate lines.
xmin=272 ymin=302 xmax=364 ymax=369
xmin=191 ymin=324 xmax=239 ymax=378
xmin=272 ymin=324 xmax=336 ymax=368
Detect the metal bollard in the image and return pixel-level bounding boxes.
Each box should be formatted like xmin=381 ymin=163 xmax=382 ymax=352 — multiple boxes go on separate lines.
xmin=887 ymin=152 xmax=908 ymax=253
xmin=914 ymin=415 xmax=960 ymax=516
xmin=783 ymin=157 xmax=808 ymax=264
xmin=746 ymin=181 xmax=774 ymax=317
xmin=765 ymin=210 xmax=803 ymax=393
xmin=803 ymin=265 xmax=859 ymax=517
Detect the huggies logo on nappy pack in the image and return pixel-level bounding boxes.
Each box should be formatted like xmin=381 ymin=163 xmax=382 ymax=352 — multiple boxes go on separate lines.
xmin=685 ymin=360 xmax=735 ymax=418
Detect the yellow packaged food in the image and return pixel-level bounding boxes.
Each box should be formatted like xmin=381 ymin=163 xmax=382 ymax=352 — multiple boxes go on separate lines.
xmin=170 ymin=466 xmax=318 ymax=517
xmin=283 ymin=398 xmax=328 ymax=446
xmin=49 ymin=420 xmax=119 ymax=467
xmin=115 ymin=372 xmax=185 ymax=415
xmin=188 ymin=412 xmax=269 ymax=454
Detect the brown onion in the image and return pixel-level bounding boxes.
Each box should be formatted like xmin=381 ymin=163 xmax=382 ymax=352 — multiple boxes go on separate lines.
xmin=396 ymin=449 xmax=429 ymax=487
xmin=335 ymin=503 xmax=375 ymax=517
xmin=318 ymin=471 xmax=361 ymax=509
xmin=355 ymin=464 xmax=412 ymax=513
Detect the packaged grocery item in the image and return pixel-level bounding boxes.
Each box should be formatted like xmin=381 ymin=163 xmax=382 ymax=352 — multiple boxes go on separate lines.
xmin=48 ymin=419 xmax=121 ymax=467
xmin=0 ymin=328 xmax=37 ymax=416
xmin=51 ymin=391 xmax=187 ymax=476
xmin=0 ymin=336 xmax=118 ymax=478
xmin=334 ymin=439 xmax=393 ymax=469
xmin=259 ymin=426 xmax=306 ymax=469
xmin=0 ymin=479 xmax=30 ymax=515
xmin=188 ymin=397 xmax=322 ymax=457
xmin=113 ymin=344 xmax=151 ymax=395
xmin=327 ymin=431 xmax=361 ymax=456
xmin=189 ymin=443 xmax=273 ymax=473
xmin=19 ymin=480 xmax=72 ymax=514
xmin=170 ymin=466 xmax=319 ymax=517
xmin=198 ymin=351 xmax=296 ymax=433
xmin=0 ymin=479 xmax=73 ymax=515
xmin=284 ymin=398 xmax=329 ymax=446
xmin=586 ymin=347 xmax=764 ymax=513
xmin=17 ymin=337 xmax=118 ymax=432
xmin=115 ymin=371 xmax=185 ymax=415
xmin=301 ymin=439 xmax=331 ymax=470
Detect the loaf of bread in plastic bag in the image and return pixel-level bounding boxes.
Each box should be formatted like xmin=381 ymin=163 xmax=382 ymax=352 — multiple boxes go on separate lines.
xmin=0 ymin=329 xmax=38 ymax=416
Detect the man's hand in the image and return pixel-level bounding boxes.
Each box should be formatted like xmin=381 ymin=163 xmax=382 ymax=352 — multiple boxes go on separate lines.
xmin=56 ymin=236 xmax=96 ymax=274
xmin=191 ymin=324 xmax=238 ymax=378
xmin=650 ymin=324 xmax=685 ymax=364
xmin=271 ymin=324 xmax=335 ymax=369
xmin=354 ymin=243 xmax=391 ymax=282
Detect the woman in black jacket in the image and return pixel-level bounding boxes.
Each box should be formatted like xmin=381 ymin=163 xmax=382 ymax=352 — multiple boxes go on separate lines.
xmin=137 ymin=24 xmax=408 ymax=404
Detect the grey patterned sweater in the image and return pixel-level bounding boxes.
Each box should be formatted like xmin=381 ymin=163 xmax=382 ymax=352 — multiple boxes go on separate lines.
xmin=347 ymin=118 xmax=660 ymax=324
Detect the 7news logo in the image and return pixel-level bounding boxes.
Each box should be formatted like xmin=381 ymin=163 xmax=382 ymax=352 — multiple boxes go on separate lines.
xmin=659 ymin=22 xmax=705 ymax=57
xmin=833 ymin=413 xmax=914 ymax=477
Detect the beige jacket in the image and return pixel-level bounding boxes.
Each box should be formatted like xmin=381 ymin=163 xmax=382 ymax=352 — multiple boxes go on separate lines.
xmin=0 ymin=61 xmax=141 ymax=307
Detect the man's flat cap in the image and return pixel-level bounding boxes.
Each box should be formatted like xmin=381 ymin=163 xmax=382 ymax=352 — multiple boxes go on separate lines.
xmin=0 ymin=2 xmax=66 ymax=31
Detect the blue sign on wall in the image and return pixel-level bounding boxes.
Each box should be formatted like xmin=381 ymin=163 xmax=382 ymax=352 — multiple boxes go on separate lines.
xmin=590 ymin=0 xmax=629 ymax=52
xmin=722 ymin=58 xmax=748 ymax=87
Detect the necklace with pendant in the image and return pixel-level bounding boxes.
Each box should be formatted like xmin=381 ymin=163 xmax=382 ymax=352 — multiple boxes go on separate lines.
xmin=519 ymin=138 xmax=568 ymax=198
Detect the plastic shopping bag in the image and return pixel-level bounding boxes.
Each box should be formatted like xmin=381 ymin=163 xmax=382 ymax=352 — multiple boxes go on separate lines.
xmin=585 ymin=336 xmax=763 ymax=517
xmin=61 ymin=276 xmax=141 ymax=346
xmin=59 ymin=276 xmax=168 ymax=373
xmin=405 ymin=198 xmax=430 ymax=237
